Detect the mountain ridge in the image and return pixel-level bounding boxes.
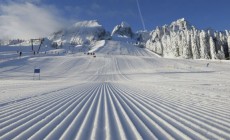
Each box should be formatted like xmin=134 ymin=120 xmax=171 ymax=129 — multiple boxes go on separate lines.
xmin=1 ymin=18 xmax=230 ymax=60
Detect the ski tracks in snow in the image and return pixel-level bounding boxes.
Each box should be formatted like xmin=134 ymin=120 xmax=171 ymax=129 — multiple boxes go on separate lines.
xmin=1 ymin=82 xmax=230 ymax=140
xmin=1 ymin=43 xmax=230 ymax=140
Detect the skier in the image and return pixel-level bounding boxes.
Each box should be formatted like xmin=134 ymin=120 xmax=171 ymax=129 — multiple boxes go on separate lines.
xmin=206 ymin=63 xmax=209 ymax=67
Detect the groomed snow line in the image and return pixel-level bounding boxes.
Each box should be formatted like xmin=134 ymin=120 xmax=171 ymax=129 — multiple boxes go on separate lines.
xmin=1 ymin=40 xmax=230 ymax=140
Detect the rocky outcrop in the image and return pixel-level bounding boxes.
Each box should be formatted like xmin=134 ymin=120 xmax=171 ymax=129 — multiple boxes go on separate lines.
xmin=111 ymin=22 xmax=134 ymax=38
xmin=146 ymin=18 xmax=230 ymax=60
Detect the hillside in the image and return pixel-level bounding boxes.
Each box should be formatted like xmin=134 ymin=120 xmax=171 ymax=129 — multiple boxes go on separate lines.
xmin=1 ymin=40 xmax=230 ymax=139
xmin=1 ymin=18 xmax=230 ymax=61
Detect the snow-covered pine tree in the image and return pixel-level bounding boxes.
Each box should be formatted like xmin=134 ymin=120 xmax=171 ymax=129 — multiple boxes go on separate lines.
xmin=178 ymin=32 xmax=184 ymax=56
xmin=191 ymin=30 xmax=200 ymax=59
xmin=209 ymin=36 xmax=217 ymax=60
xmin=170 ymin=31 xmax=180 ymax=57
xmin=182 ymin=30 xmax=192 ymax=58
xmin=146 ymin=18 xmax=230 ymax=60
xmin=214 ymin=32 xmax=227 ymax=59
xmin=215 ymin=46 xmax=225 ymax=59
xmin=228 ymin=35 xmax=230 ymax=59
xmin=199 ymin=31 xmax=210 ymax=59
xmin=161 ymin=35 xmax=168 ymax=57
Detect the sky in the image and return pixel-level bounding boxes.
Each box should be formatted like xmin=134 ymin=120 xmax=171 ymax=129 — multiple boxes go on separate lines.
xmin=0 ymin=0 xmax=230 ymax=39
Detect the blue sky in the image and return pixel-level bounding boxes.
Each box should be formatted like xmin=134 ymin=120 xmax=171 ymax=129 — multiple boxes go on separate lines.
xmin=42 ymin=0 xmax=230 ymax=31
xmin=0 ymin=0 xmax=229 ymax=39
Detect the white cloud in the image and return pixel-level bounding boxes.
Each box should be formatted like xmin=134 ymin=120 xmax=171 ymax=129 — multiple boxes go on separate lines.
xmin=16 ymin=0 xmax=42 ymax=4
xmin=0 ymin=2 xmax=66 ymax=40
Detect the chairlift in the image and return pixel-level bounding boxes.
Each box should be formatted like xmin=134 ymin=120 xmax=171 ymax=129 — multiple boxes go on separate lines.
xmin=31 ymin=38 xmax=44 ymax=53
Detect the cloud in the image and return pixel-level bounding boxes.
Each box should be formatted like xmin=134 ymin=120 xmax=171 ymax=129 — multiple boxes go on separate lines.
xmin=15 ymin=0 xmax=42 ymax=4
xmin=0 ymin=2 xmax=66 ymax=40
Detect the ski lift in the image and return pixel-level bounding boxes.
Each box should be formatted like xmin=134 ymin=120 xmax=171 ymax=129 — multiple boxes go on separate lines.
xmin=31 ymin=38 xmax=44 ymax=53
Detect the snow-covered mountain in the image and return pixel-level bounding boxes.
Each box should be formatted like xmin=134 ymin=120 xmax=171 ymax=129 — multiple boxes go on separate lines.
xmin=49 ymin=20 xmax=109 ymax=47
xmin=111 ymin=22 xmax=150 ymax=48
xmin=1 ymin=18 xmax=230 ymax=60
xmin=111 ymin=22 xmax=134 ymax=38
xmin=146 ymin=18 xmax=230 ymax=60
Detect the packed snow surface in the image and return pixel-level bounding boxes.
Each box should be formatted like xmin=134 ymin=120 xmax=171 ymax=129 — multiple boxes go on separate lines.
xmin=1 ymin=40 xmax=230 ymax=139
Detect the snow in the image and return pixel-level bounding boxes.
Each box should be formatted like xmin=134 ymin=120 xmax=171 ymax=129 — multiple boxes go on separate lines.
xmin=111 ymin=22 xmax=133 ymax=38
xmin=49 ymin=20 xmax=107 ymax=47
xmin=146 ymin=18 xmax=230 ymax=60
xmin=120 ymin=22 xmax=130 ymax=28
xmin=1 ymin=39 xmax=230 ymax=139
xmin=88 ymin=40 xmax=105 ymax=53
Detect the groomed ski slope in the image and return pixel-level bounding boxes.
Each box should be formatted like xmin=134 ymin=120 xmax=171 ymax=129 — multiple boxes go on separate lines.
xmin=0 ymin=40 xmax=230 ymax=140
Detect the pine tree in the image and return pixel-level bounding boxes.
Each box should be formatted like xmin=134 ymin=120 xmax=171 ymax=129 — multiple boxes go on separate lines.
xmin=145 ymin=19 xmax=230 ymax=60
xmin=209 ymin=37 xmax=217 ymax=60
xmin=227 ymin=34 xmax=230 ymax=59
xmin=199 ymin=31 xmax=210 ymax=59
xmin=191 ymin=31 xmax=200 ymax=59
xmin=170 ymin=31 xmax=180 ymax=57
xmin=182 ymin=31 xmax=192 ymax=58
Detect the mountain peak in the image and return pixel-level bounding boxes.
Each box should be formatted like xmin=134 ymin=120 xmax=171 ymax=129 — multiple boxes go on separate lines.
xmin=72 ymin=20 xmax=102 ymax=28
xmin=170 ymin=18 xmax=192 ymax=31
xmin=50 ymin=20 xmax=107 ymax=46
xmin=111 ymin=22 xmax=133 ymax=38
xmin=177 ymin=18 xmax=186 ymax=22
xmin=121 ymin=22 xmax=130 ymax=28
